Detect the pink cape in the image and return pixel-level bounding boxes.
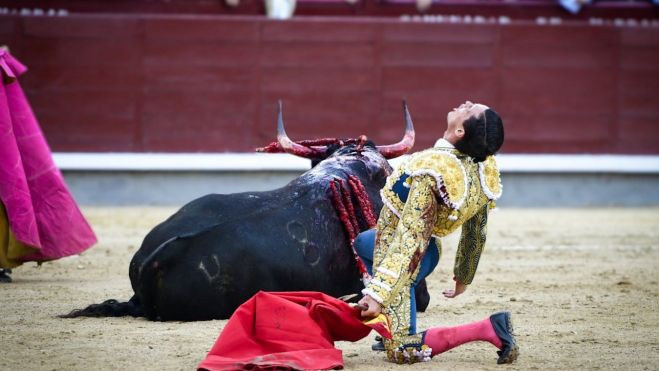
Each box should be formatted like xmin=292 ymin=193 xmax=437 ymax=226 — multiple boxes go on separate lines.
xmin=198 ymin=291 xmax=392 ymax=371
xmin=0 ymin=50 xmax=96 ymax=262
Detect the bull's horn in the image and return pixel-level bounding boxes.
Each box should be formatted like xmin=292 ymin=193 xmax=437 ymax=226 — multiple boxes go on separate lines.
xmin=276 ymin=101 xmax=322 ymax=159
xmin=376 ymin=100 xmax=415 ymax=159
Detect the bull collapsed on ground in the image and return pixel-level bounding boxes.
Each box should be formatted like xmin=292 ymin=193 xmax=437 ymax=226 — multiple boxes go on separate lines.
xmin=62 ymin=102 xmax=431 ymax=321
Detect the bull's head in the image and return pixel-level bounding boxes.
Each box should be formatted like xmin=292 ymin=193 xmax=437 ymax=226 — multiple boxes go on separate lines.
xmin=257 ymin=101 xmax=416 ymax=162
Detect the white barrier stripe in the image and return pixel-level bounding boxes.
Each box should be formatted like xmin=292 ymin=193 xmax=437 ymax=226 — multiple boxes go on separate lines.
xmin=52 ymin=153 xmax=311 ymax=171
xmin=495 ymin=154 xmax=659 ymax=174
xmin=52 ymin=153 xmax=659 ymax=174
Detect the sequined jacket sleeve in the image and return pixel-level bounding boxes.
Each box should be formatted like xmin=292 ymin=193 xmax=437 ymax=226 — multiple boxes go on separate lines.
xmin=363 ymin=175 xmax=438 ymax=307
xmin=454 ymin=204 xmax=489 ymax=285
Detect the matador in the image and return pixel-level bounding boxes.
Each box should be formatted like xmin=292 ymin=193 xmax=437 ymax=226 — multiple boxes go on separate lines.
xmin=356 ymin=101 xmax=518 ymax=365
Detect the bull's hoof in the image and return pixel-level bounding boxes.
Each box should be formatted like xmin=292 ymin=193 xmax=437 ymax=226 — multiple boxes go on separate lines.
xmin=0 ymin=269 xmax=12 ymax=283
xmin=414 ymin=278 xmax=430 ymax=312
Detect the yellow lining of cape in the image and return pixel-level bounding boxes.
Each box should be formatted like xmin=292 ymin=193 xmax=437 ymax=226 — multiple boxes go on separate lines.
xmin=0 ymin=202 xmax=38 ymax=268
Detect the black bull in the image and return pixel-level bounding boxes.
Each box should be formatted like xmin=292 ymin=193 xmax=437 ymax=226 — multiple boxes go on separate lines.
xmin=63 ymin=103 xmax=430 ymax=321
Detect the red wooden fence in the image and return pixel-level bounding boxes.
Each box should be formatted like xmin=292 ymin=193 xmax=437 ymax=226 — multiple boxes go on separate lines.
xmin=2 ymin=14 xmax=659 ymax=154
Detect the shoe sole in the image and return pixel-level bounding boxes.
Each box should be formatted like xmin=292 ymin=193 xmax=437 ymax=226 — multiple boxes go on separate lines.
xmin=498 ymin=344 xmax=519 ymax=364
xmin=499 ymin=311 xmax=519 ymax=364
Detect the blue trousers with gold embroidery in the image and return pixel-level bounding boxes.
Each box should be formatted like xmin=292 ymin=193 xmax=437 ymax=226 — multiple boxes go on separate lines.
xmin=355 ymin=228 xmax=440 ymax=334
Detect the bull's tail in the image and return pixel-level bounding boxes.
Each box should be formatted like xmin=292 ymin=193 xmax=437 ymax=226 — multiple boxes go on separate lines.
xmin=59 ymin=295 xmax=143 ymax=318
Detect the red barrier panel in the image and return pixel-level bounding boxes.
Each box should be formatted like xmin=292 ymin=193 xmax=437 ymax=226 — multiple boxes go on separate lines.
xmin=0 ymin=0 xmax=657 ymax=18
xmin=3 ymin=14 xmax=659 ymax=154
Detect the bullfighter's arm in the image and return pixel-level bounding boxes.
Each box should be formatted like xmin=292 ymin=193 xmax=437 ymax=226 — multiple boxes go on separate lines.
xmin=362 ymin=175 xmax=437 ymax=307
xmin=453 ymin=204 xmax=489 ymax=285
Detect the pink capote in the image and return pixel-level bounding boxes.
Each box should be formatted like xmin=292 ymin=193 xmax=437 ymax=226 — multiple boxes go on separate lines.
xmin=0 ymin=49 xmax=96 ymax=261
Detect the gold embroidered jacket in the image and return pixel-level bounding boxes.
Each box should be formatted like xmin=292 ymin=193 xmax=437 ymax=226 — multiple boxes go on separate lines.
xmin=362 ymin=146 xmax=502 ymax=307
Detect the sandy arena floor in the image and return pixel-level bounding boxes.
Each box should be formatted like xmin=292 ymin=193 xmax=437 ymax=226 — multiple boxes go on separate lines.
xmin=1 ymin=207 xmax=658 ymax=371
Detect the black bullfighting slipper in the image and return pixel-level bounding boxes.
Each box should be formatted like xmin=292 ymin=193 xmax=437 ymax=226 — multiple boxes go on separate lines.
xmin=0 ymin=269 xmax=12 ymax=283
xmin=371 ymin=335 xmax=385 ymax=351
xmin=489 ymin=311 xmax=519 ymax=364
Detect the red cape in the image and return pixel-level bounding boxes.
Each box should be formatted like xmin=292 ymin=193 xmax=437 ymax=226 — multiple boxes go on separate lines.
xmin=198 ymin=291 xmax=391 ymax=371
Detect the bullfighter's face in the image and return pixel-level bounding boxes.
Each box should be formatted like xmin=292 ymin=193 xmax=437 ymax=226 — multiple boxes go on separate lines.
xmin=444 ymin=101 xmax=489 ymax=144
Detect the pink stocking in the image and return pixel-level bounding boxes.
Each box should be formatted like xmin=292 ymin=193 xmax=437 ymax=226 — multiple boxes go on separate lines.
xmin=424 ymin=317 xmax=502 ymax=356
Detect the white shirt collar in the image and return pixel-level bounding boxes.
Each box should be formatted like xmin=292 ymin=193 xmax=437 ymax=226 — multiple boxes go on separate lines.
xmin=434 ymin=138 xmax=454 ymax=149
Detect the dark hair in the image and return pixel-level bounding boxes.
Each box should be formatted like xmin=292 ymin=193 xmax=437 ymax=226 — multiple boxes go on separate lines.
xmin=454 ymin=108 xmax=504 ymax=163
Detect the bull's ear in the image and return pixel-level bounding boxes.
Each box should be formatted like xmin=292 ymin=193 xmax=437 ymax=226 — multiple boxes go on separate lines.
xmin=376 ymin=100 xmax=415 ymax=159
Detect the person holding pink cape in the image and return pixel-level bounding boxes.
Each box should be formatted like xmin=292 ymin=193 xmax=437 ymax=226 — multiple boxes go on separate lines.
xmin=0 ymin=47 xmax=97 ymax=282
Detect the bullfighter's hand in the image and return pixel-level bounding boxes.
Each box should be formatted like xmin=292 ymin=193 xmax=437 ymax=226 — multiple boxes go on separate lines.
xmin=442 ymin=280 xmax=467 ymax=298
xmin=358 ymin=295 xmax=382 ymax=318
